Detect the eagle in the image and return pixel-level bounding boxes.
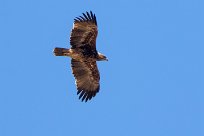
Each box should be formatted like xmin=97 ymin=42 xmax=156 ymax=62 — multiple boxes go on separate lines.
xmin=53 ymin=11 xmax=108 ymax=102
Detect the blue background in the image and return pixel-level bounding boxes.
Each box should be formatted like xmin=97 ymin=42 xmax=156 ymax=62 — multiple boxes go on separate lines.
xmin=1 ymin=0 xmax=203 ymax=136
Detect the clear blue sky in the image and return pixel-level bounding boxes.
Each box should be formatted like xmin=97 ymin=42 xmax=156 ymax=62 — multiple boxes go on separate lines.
xmin=1 ymin=0 xmax=203 ymax=136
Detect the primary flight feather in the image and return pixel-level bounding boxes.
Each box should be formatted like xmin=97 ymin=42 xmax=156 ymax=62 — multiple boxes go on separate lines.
xmin=53 ymin=11 xmax=108 ymax=102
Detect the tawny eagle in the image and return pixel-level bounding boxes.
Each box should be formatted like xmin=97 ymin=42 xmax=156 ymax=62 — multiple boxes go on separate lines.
xmin=53 ymin=11 xmax=107 ymax=102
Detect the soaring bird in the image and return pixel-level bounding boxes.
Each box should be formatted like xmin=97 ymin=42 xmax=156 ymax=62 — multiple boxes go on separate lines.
xmin=53 ymin=11 xmax=107 ymax=102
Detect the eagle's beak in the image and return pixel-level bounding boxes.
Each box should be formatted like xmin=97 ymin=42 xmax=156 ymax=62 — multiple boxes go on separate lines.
xmin=105 ymin=58 xmax=108 ymax=61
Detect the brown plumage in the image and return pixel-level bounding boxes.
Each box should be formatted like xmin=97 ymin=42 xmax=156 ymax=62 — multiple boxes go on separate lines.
xmin=53 ymin=11 xmax=107 ymax=102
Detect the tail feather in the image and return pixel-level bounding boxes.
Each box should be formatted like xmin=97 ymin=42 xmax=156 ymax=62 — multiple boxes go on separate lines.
xmin=53 ymin=47 xmax=69 ymax=56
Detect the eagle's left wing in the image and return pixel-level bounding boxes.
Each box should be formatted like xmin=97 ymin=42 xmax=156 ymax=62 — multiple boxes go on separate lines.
xmin=71 ymin=59 xmax=100 ymax=102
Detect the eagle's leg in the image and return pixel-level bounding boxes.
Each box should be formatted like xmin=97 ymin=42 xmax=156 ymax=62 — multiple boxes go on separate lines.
xmin=53 ymin=47 xmax=71 ymax=56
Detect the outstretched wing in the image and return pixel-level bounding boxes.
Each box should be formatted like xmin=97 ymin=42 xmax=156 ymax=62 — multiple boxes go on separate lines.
xmin=71 ymin=59 xmax=100 ymax=102
xmin=70 ymin=11 xmax=98 ymax=50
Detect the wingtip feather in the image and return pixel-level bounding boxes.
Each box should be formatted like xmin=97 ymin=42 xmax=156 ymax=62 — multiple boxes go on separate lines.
xmin=74 ymin=11 xmax=97 ymax=26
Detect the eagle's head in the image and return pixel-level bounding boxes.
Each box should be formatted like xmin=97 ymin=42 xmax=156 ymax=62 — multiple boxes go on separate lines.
xmin=97 ymin=52 xmax=108 ymax=61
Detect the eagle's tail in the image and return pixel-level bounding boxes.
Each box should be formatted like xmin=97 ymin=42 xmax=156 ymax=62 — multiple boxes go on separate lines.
xmin=53 ymin=47 xmax=70 ymax=56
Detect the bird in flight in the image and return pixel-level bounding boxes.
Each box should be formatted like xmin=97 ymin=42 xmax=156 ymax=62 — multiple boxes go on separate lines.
xmin=53 ymin=11 xmax=108 ymax=102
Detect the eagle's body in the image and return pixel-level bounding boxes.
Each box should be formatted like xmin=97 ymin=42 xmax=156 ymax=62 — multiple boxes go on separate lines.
xmin=53 ymin=11 xmax=107 ymax=102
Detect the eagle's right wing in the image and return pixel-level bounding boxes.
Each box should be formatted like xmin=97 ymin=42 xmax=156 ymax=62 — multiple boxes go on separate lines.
xmin=70 ymin=11 xmax=98 ymax=50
